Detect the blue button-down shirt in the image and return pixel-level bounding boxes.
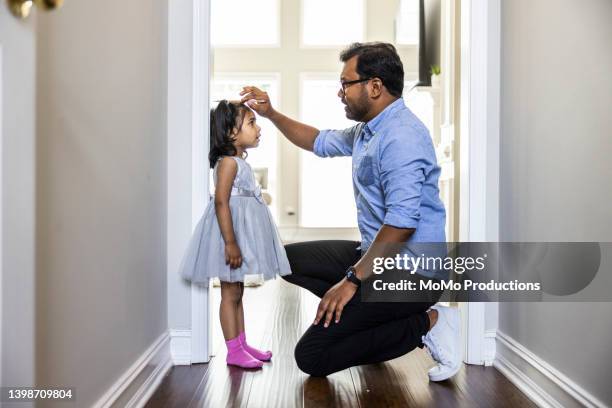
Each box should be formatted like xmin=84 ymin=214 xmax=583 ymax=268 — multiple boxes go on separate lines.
xmin=313 ymin=98 xmax=446 ymax=255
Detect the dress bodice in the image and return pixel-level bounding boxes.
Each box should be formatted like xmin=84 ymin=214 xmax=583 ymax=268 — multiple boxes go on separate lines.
xmin=213 ymin=156 xmax=263 ymax=203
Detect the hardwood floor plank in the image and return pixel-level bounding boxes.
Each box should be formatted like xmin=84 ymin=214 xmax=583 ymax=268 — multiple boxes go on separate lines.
xmin=145 ymin=364 xmax=209 ymax=408
xmin=245 ymin=280 xmax=308 ymax=408
xmin=186 ymin=353 xmax=258 ymax=408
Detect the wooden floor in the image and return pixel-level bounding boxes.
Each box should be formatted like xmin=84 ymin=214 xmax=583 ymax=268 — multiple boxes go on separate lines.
xmin=146 ymin=279 xmax=535 ymax=408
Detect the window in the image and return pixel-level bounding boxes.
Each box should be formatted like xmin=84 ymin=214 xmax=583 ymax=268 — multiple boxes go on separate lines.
xmin=396 ymin=0 xmax=420 ymax=45
xmin=211 ymin=0 xmax=279 ymax=46
xmin=403 ymin=84 xmax=434 ymax=135
xmin=210 ymin=75 xmax=280 ymax=221
xmin=299 ymin=76 xmax=358 ymax=228
xmin=301 ymin=0 xmax=365 ymax=46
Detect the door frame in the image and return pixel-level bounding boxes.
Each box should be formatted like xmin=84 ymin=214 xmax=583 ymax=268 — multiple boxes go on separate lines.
xmin=167 ymin=0 xmax=211 ymax=363
xmin=168 ymin=0 xmax=501 ymax=365
xmin=458 ymin=0 xmax=501 ymax=365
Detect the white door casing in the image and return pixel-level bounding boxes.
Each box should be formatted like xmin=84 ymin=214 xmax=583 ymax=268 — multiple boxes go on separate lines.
xmin=167 ymin=0 xmax=211 ymax=363
xmin=459 ymin=0 xmax=501 ymax=366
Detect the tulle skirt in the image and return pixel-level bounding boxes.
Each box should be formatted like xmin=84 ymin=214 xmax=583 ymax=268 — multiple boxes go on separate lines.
xmin=178 ymin=196 xmax=292 ymax=284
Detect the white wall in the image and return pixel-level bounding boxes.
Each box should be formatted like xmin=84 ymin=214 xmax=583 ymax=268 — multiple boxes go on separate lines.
xmin=35 ymin=0 xmax=168 ymax=406
xmin=0 ymin=5 xmax=36 ymax=404
xmin=499 ymin=0 xmax=612 ymax=404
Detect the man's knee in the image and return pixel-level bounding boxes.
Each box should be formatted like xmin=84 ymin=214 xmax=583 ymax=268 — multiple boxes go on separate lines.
xmin=294 ymin=337 xmax=329 ymax=377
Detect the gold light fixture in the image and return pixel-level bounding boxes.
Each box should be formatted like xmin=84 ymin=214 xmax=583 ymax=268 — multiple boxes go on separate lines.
xmin=7 ymin=0 xmax=63 ymax=19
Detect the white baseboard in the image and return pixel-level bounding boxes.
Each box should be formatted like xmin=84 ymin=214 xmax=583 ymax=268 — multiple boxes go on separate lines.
xmin=92 ymin=332 xmax=172 ymax=408
xmin=170 ymin=329 xmax=192 ymax=365
xmin=494 ymin=331 xmax=606 ymax=408
xmin=483 ymin=329 xmax=497 ymax=366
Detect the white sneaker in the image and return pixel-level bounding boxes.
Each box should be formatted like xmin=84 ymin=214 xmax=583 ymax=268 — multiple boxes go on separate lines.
xmin=422 ymin=304 xmax=462 ymax=382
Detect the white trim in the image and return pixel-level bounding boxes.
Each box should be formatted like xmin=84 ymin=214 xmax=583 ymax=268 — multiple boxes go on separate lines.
xmin=210 ymin=0 xmax=281 ymax=48
xmin=458 ymin=0 xmax=501 ymax=366
xmin=167 ymin=0 xmax=212 ymax=365
xmin=299 ymin=0 xmax=366 ymax=49
xmin=0 ymin=45 xmax=3 ymax=391
xmin=190 ymin=0 xmax=212 ymax=364
xmin=483 ymin=329 xmax=496 ymax=366
xmin=494 ymin=331 xmax=606 ymax=408
xmin=92 ymin=333 xmax=172 ymax=408
xmin=170 ymin=329 xmax=192 ymax=365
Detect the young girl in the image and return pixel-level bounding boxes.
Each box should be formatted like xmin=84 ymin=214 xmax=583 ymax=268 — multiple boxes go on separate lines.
xmin=179 ymin=100 xmax=292 ymax=369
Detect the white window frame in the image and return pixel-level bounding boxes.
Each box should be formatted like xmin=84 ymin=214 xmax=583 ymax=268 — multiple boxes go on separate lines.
xmin=299 ymin=0 xmax=366 ymax=49
xmin=210 ymin=0 xmax=281 ymax=48
xmin=395 ymin=0 xmax=421 ymax=46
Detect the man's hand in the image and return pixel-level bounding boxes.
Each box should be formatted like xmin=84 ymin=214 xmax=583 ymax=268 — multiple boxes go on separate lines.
xmin=240 ymin=86 xmax=275 ymax=118
xmin=314 ymin=278 xmax=358 ymax=327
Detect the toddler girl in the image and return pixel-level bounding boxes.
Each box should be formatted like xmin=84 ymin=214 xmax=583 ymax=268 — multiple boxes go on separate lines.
xmin=179 ymin=100 xmax=292 ymax=368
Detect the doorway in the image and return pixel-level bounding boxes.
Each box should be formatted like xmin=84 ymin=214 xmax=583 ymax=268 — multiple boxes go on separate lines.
xmin=206 ymin=0 xmax=461 ymax=360
xmin=167 ymin=0 xmax=500 ymax=368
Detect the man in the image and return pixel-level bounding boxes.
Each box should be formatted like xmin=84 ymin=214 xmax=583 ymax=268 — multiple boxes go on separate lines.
xmin=240 ymin=42 xmax=460 ymax=381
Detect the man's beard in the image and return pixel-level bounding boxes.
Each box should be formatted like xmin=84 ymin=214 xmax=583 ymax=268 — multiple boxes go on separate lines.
xmin=344 ymin=90 xmax=370 ymax=122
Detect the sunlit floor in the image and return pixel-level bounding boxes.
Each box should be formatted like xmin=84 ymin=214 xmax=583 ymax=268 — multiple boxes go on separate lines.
xmin=147 ymin=279 xmax=535 ymax=407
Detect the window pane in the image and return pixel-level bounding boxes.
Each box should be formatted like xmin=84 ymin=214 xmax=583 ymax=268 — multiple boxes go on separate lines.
xmin=212 ymin=0 xmax=278 ymax=46
xmin=403 ymin=84 xmax=434 ymax=135
xmin=302 ymin=0 xmax=364 ymax=46
xmin=300 ymin=77 xmax=357 ymax=228
xmin=210 ymin=76 xmax=280 ymax=221
xmin=396 ymin=0 xmax=420 ymax=45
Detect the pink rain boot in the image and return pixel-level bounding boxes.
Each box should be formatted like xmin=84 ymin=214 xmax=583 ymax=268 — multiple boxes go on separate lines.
xmin=239 ymin=332 xmax=272 ymax=362
xmin=225 ymin=336 xmax=263 ymax=369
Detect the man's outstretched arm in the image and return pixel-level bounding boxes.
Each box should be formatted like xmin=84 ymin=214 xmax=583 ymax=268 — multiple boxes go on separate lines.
xmin=240 ymin=86 xmax=319 ymax=151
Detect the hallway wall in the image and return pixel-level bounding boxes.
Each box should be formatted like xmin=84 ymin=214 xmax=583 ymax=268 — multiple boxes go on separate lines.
xmin=35 ymin=1 xmax=168 ymax=406
xmin=0 ymin=4 xmax=36 ymax=399
xmin=499 ymin=0 xmax=612 ymax=404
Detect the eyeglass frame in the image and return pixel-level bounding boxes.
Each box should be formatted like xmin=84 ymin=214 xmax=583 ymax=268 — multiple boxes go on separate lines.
xmin=339 ymin=77 xmax=376 ymax=94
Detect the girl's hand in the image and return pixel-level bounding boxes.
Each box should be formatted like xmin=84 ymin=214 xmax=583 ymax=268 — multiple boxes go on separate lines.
xmin=240 ymin=86 xmax=275 ymax=118
xmin=225 ymin=242 xmax=243 ymax=269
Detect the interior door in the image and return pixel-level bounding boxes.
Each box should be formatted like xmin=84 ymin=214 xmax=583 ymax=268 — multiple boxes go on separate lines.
xmin=0 ymin=4 xmax=37 ymax=403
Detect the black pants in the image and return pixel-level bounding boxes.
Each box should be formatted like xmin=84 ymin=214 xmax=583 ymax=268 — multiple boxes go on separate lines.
xmin=282 ymin=240 xmax=440 ymax=377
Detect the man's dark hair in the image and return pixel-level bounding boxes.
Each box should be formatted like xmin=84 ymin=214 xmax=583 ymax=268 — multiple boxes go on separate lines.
xmin=340 ymin=42 xmax=404 ymax=98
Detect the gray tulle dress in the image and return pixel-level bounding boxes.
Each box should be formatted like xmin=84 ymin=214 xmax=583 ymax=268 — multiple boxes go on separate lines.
xmin=179 ymin=155 xmax=292 ymax=284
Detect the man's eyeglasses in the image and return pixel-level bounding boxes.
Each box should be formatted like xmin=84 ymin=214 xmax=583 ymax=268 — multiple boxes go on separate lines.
xmin=340 ymin=77 xmax=374 ymax=94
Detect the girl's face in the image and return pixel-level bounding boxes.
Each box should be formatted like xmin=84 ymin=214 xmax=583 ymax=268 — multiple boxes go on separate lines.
xmin=233 ymin=109 xmax=261 ymax=150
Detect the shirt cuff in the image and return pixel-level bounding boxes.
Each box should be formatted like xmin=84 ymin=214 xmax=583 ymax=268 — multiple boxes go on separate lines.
xmin=383 ymin=211 xmax=420 ymax=229
xmin=312 ymin=130 xmax=327 ymax=157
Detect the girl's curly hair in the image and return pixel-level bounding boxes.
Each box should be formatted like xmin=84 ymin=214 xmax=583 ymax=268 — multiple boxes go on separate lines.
xmin=209 ymin=100 xmax=251 ymax=167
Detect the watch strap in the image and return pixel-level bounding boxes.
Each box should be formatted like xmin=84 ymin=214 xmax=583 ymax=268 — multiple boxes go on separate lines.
xmin=346 ymin=266 xmax=361 ymax=287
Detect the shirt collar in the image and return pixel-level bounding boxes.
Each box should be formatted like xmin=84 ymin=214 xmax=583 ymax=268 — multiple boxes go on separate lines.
xmin=364 ymin=98 xmax=405 ymax=135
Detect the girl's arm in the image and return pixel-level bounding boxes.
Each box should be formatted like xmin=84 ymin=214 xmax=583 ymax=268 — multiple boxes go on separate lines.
xmin=214 ymin=157 xmax=242 ymax=268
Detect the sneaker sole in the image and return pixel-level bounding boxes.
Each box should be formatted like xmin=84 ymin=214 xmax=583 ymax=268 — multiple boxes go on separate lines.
xmin=428 ymin=363 xmax=461 ymax=382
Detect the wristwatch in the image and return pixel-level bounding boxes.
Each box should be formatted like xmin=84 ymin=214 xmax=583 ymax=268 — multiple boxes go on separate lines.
xmin=345 ymin=266 xmax=361 ymax=287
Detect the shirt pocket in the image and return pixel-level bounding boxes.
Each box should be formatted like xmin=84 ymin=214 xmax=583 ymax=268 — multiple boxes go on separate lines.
xmin=356 ymin=154 xmax=376 ymax=186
